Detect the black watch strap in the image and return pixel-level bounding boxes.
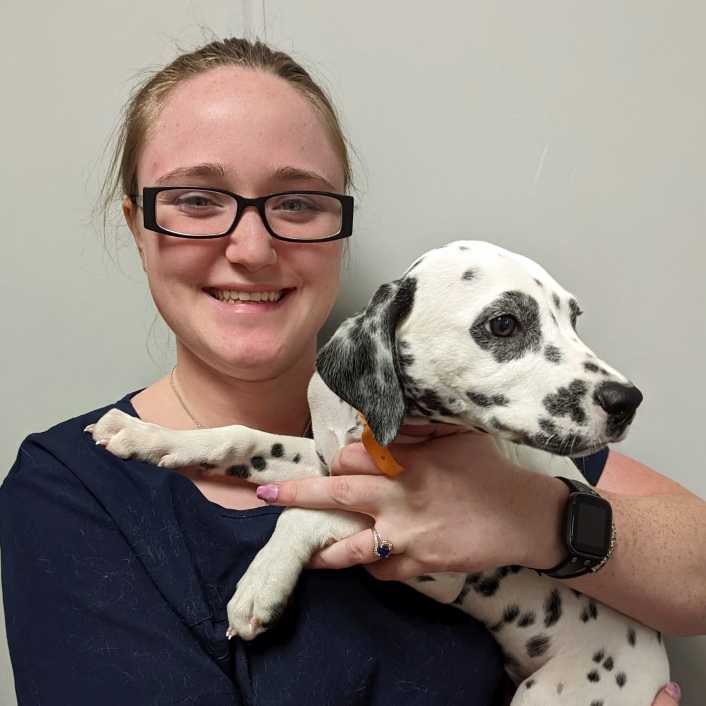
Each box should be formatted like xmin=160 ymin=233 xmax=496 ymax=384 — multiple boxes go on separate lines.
xmin=535 ymin=476 xmax=615 ymax=580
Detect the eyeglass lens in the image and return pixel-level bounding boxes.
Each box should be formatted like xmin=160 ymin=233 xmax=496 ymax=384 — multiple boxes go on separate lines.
xmin=154 ymin=189 xmax=343 ymax=239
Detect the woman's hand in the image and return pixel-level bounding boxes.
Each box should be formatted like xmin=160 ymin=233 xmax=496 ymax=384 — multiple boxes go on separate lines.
xmin=256 ymin=425 xmax=568 ymax=580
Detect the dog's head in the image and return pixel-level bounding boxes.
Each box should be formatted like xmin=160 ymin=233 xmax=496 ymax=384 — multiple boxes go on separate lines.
xmin=317 ymin=240 xmax=642 ymax=456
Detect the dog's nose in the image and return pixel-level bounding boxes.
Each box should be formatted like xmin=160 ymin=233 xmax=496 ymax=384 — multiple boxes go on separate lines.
xmin=593 ymin=381 xmax=643 ymax=418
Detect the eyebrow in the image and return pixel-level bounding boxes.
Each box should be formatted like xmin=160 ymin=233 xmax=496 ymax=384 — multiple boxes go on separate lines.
xmin=155 ymin=163 xmax=226 ymax=185
xmin=154 ymin=163 xmax=338 ymax=191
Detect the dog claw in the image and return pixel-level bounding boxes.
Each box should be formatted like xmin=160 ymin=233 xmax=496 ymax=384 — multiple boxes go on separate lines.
xmin=84 ymin=424 xmax=95 ymax=433
xmin=226 ymin=627 xmax=236 ymax=640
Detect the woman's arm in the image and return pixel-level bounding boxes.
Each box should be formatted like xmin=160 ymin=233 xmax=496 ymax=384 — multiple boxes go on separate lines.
xmin=550 ymin=451 xmax=706 ymax=636
xmin=257 ymin=433 xmax=706 ymax=637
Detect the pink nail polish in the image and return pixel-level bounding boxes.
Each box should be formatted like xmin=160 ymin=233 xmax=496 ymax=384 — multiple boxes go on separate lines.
xmin=665 ymin=682 xmax=681 ymax=700
xmin=256 ymin=484 xmax=279 ymax=503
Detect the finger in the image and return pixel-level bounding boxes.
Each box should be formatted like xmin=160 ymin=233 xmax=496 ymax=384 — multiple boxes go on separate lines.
xmin=330 ymin=443 xmax=382 ymax=476
xmin=307 ymin=528 xmax=391 ymax=569
xmin=651 ymin=683 xmax=681 ymax=705
xmin=365 ymin=554 xmax=424 ymax=582
xmin=255 ymin=474 xmax=392 ymax=514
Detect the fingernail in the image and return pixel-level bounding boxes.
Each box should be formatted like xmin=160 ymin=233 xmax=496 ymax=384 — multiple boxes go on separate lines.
xmin=665 ymin=682 xmax=681 ymax=700
xmin=256 ymin=484 xmax=279 ymax=503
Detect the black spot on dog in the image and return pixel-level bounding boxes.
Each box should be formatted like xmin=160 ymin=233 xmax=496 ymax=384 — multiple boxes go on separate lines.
xmin=590 ymin=701 xmax=604 ymax=706
xmin=588 ymin=601 xmax=598 ymax=620
xmin=550 ymin=311 xmax=558 ymax=326
xmin=467 ymin=391 xmax=509 ymax=407
xmin=538 ymin=418 xmax=557 ymax=435
xmin=316 ymin=451 xmax=329 ymax=475
xmin=504 ymin=604 xmax=520 ymax=623
xmin=518 ymin=611 xmax=536 ymax=628
xmin=584 ymin=362 xmax=600 ymax=372
xmin=292 ymin=453 xmax=301 ymax=464
xmin=458 ymin=244 xmax=469 ymax=251
xmin=569 ymin=299 xmax=582 ymax=330
xmin=410 ymin=388 xmax=459 ymax=418
xmin=616 ymin=672 xmax=627 ymax=687
xmin=470 ymin=291 xmax=543 ymax=363
xmin=580 ymin=608 xmax=589 ymax=622
xmin=526 ymin=634 xmax=551 ymax=658
xmin=544 ymin=589 xmax=562 ymax=628
xmin=271 ymin=443 xmax=284 ymax=458
xmin=199 ymin=462 xmax=216 ymax=470
xmin=657 ymin=631 xmax=662 ymax=643
xmin=544 ymin=345 xmax=562 ymax=363
xmin=453 ymin=572 xmax=482 ymax=605
xmin=556 ymin=683 xmax=564 ymax=694
xmin=476 ymin=576 xmax=500 ymax=597
xmin=552 ymin=293 xmax=561 ymax=308
xmin=627 ymin=627 xmax=636 ymax=646
xmin=543 ymin=379 xmax=588 ymax=425
xmin=415 ymin=575 xmax=436 ymax=582
xmin=525 ymin=679 xmax=535 ymax=689
xmin=587 ymin=669 xmax=600 ymax=682
xmin=534 ymin=278 xmax=544 ymax=288
xmin=226 ymin=464 xmax=250 ymax=478
xmin=397 ymin=343 xmax=415 ymax=369
xmin=462 ymin=269 xmax=476 ymax=281
xmin=593 ymin=649 xmax=605 ymax=663
xmin=603 ymin=656 xmax=614 ymax=671
xmin=571 ymin=589 xmax=582 ymax=598
xmin=251 ymin=456 xmax=267 ymax=471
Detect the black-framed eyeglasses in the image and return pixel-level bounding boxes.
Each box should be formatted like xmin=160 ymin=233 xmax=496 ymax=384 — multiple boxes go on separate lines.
xmin=128 ymin=187 xmax=354 ymax=243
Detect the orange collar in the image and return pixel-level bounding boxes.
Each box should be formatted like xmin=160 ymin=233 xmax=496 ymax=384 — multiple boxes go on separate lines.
xmin=359 ymin=414 xmax=404 ymax=477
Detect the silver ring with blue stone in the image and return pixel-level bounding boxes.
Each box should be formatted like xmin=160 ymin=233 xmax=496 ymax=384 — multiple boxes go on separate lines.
xmin=371 ymin=527 xmax=394 ymax=559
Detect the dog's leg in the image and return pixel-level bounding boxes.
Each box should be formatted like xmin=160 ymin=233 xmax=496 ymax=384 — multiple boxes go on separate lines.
xmin=86 ymin=408 xmax=324 ymax=482
xmin=226 ymin=507 xmax=370 ymax=639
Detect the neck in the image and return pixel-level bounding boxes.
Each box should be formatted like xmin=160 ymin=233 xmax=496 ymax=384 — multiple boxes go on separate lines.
xmin=172 ymin=343 xmax=315 ymax=436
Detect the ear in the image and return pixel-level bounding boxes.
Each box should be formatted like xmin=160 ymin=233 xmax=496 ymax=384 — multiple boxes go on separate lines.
xmin=122 ymin=195 xmax=148 ymax=273
xmin=317 ymin=276 xmax=417 ymax=446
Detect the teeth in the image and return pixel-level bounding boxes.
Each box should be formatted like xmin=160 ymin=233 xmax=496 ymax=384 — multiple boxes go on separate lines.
xmin=210 ymin=289 xmax=284 ymax=303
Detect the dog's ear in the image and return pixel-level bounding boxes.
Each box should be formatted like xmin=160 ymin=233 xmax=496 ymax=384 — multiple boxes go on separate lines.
xmin=317 ymin=277 xmax=417 ymax=446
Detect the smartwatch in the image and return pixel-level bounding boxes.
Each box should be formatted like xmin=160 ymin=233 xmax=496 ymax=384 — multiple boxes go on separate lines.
xmin=535 ymin=476 xmax=616 ymax=579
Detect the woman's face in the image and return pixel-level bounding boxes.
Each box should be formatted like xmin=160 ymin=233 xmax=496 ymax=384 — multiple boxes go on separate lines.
xmin=125 ymin=66 xmax=346 ymax=381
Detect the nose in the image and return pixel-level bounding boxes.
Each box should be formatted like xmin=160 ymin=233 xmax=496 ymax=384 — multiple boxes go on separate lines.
xmin=593 ymin=381 xmax=643 ymax=418
xmin=224 ymin=205 xmax=277 ymax=270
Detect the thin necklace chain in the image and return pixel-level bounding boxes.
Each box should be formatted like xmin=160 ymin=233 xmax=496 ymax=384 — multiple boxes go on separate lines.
xmin=169 ymin=366 xmax=311 ymax=437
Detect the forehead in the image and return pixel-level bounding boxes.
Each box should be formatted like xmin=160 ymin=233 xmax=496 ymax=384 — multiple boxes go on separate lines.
xmin=408 ymin=242 xmax=576 ymax=312
xmin=138 ymin=66 xmax=344 ymax=190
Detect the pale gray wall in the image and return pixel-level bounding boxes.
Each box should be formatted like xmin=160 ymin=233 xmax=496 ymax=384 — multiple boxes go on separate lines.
xmin=2 ymin=1 xmax=704 ymax=703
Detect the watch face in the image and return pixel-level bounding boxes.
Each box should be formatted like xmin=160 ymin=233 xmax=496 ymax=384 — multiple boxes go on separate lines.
xmin=568 ymin=494 xmax=612 ymax=557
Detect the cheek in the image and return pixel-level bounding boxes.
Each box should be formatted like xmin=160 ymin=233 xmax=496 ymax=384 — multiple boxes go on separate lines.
xmin=296 ymin=241 xmax=343 ymax=301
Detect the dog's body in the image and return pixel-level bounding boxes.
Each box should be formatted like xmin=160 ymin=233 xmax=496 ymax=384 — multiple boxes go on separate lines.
xmin=89 ymin=241 xmax=669 ymax=704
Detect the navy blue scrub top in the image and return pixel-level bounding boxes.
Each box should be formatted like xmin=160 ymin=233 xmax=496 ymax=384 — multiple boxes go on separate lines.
xmin=1 ymin=390 xmax=608 ymax=705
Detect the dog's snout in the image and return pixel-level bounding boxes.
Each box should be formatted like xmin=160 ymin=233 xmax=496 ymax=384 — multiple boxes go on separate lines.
xmin=593 ymin=381 xmax=643 ymax=418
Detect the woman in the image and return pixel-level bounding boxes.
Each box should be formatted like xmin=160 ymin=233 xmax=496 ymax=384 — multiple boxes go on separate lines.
xmin=0 ymin=37 xmax=696 ymax=705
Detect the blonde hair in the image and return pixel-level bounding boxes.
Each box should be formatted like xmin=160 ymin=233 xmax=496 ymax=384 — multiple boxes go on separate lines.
xmin=97 ymin=37 xmax=353 ymax=238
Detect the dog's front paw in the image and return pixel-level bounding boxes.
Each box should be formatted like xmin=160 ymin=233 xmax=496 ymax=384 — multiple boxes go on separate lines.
xmin=226 ymin=549 xmax=301 ymax=641
xmin=85 ymin=408 xmax=172 ymax=465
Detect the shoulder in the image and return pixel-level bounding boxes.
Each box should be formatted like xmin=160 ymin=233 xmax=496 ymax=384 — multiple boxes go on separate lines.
xmin=0 ymin=390 xmax=149 ymax=530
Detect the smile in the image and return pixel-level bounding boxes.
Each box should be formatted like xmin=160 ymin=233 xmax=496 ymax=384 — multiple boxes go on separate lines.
xmin=204 ymin=288 xmax=292 ymax=303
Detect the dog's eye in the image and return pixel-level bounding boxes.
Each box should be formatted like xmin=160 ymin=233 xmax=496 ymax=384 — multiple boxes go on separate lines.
xmin=488 ymin=315 xmax=518 ymax=337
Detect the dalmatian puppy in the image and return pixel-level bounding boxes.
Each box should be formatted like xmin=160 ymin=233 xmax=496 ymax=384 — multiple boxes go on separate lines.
xmin=88 ymin=241 xmax=669 ymax=705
